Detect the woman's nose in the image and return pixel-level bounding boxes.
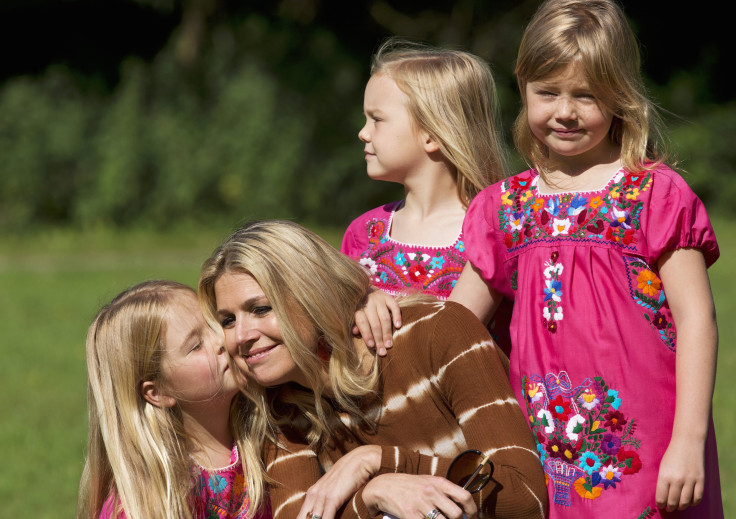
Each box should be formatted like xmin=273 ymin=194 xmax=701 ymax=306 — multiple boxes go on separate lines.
xmin=232 ymin=319 xmax=258 ymax=353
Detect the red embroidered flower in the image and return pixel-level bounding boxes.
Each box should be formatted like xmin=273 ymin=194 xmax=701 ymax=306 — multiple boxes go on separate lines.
xmin=511 ymin=175 xmax=533 ymax=190
xmin=408 ymin=264 xmax=427 ymax=283
xmin=622 ymin=229 xmax=636 ymax=245
xmin=548 ymin=395 xmax=572 ymax=420
xmin=546 ymin=437 xmax=579 ymax=461
xmin=504 ymin=233 xmax=514 ymax=248
xmin=652 ymin=311 xmax=668 ymax=330
xmin=624 ymin=173 xmax=645 ymax=187
xmin=369 ymin=221 xmax=385 ymax=242
xmin=604 ymin=410 xmax=627 ymax=432
xmin=617 ymin=449 xmax=642 ymax=474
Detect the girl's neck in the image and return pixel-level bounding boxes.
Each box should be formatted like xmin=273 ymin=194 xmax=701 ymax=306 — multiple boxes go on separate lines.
xmin=542 ymin=144 xmax=622 ymax=193
xmin=182 ymin=396 xmax=235 ymax=469
xmin=391 ymin=165 xmax=465 ymax=246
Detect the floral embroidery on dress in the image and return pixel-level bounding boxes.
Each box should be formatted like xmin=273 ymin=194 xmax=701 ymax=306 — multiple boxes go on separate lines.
xmin=192 ymin=446 xmax=251 ymax=519
xmin=522 ymin=372 xmax=643 ymax=507
xmin=624 ymin=256 xmax=676 ymax=351
xmin=356 ymin=217 xmax=466 ymax=299
xmin=497 ymin=170 xmax=652 ymax=251
xmin=542 ymin=251 xmax=563 ymax=333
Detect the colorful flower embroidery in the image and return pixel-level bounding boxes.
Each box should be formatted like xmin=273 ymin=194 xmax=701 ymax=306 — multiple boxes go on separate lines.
xmin=522 ymin=371 xmax=643 ymax=506
xmin=624 ymin=256 xmax=676 ymax=351
xmin=192 ymin=446 xmax=252 ymax=518
xmin=542 ymin=251 xmax=564 ymax=333
xmin=356 ymin=214 xmax=466 ymax=299
xmin=497 ymin=170 xmax=651 ymax=252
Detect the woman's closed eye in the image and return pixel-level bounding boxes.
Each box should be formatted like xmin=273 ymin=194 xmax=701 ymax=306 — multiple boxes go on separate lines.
xmin=253 ymin=305 xmax=272 ymax=317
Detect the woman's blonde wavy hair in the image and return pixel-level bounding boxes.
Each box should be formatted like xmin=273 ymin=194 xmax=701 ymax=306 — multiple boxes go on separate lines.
xmin=372 ymin=38 xmax=509 ymax=205
xmin=199 ymin=220 xmax=380 ymax=449
xmin=513 ymin=0 xmax=669 ymax=176
xmin=77 ymin=280 xmax=266 ymax=519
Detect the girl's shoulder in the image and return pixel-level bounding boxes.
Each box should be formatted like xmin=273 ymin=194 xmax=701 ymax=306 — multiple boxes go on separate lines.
xmin=348 ymin=200 xmax=403 ymax=223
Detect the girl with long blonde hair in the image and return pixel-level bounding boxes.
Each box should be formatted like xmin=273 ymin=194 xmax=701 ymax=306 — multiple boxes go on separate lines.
xmin=77 ymin=280 xmax=270 ymax=519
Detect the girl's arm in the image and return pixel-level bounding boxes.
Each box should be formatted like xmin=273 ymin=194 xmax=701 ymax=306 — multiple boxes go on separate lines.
xmin=448 ymin=262 xmax=503 ymax=325
xmin=655 ymin=247 xmax=718 ymax=512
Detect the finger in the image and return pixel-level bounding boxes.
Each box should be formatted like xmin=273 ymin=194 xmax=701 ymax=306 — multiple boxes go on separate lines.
xmin=353 ymin=310 xmax=375 ymax=348
xmin=666 ymin=480 xmax=685 ymax=513
xmin=386 ymin=296 xmax=402 ymax=329
xmin=374 ymin=302 xmax=394 ymax=352
xmin=655 ymin=476 xmax=669 ymax=510
xmin=677 ymin=480 xmax=695 ymax=511
xmin=363 ymin=304 xmax=386 ymax=355
xmin=692 ymin=478 xmax=705 ymax=507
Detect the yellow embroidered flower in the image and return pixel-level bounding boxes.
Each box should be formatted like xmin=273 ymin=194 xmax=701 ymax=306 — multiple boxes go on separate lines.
xmin=502 ymin=191 xmax=513 ymax=206
xmin=520 ymin=190 xmax=533 ymax=202
xmin=574 ymin=477 xmax=603 ymax=499
xmin=589 ymin=196 xmax=603 ymax=209
xmin=610 ymin=187 xmax=620 ymax=199
xmin=637 ymin=269 xmax=662 ymax=297
xmin=626 ymin=188 xmax=641 ymax=200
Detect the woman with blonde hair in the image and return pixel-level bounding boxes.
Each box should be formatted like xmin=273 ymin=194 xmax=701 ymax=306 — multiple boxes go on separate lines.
xmin=199 ymin=220 xmax=547 ymax=519
xmin=77 ymin=280 xmax=270 ymax=518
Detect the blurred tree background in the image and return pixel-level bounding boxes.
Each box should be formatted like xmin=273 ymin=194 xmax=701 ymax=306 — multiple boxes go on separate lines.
xmin=0 ymin=0 xmax=732 ymax=231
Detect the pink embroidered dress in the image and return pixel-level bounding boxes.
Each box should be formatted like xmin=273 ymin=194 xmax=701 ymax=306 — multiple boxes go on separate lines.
xmin=463 ymin=165 xmax=723 ymax=518
xmin=99 ymin=445 xmax=270 ymax=519
xmin=341 ymin=201 xmax=467 ymax=300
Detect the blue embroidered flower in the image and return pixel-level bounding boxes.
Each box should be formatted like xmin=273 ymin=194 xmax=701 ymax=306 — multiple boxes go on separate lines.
xmin=544 ymin=279 xmax=563 ymax=302
xmin=567 ymin=194 xmax=587 ymax=216
xmin=430 ymin=255 xmax=445 ymax=269
xmin=379 ymin=272 xmax=388 ymax=282
xmin=578 ymin=451 xmax=602 ymax=475
xmin=455 ymin=240 xmax=465 ymax=252
xmin=607 ymin=389 xmax=622 ymax=410
xmin=394 ymin=251 xmax=406 ymax=266
xmin=208 ymin=474 xmax=228 ymax=494
xmin=545 ymin=197 xmax=561 ymax=217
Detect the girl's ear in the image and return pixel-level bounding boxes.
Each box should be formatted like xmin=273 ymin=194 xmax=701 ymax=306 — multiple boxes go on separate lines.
xmin=140 ymin=380 xmax=177 ymax=408
xmin=423 ymin=132 xmax=441 ymax=153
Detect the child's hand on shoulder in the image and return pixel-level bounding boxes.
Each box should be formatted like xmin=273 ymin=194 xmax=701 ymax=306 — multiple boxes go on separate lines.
xmin=353 ymin=288 xmax=402 ymax=356
xmin=655 ymin=435 xmax=706 ymax=512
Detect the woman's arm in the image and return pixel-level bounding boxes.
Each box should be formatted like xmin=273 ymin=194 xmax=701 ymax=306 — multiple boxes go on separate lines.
xmin=655 ymin=248 xmax=718 ymax=512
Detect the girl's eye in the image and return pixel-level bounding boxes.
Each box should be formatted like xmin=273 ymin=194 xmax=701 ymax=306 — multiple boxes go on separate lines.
xmin=190 ymin=342 xmax=202 ymax=352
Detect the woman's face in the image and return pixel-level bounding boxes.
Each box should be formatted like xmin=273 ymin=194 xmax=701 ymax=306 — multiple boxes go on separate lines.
xmin=214 ymin=271 xmax=309 ymax=388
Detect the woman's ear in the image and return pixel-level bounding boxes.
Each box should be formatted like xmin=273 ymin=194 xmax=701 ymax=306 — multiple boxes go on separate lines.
xmin=140 ymin=380 xmax=177 ymax=408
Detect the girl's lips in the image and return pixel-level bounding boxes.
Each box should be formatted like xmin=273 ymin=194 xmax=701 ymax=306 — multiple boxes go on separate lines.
xmin=552 ymin=128 xmax=581 ymax=137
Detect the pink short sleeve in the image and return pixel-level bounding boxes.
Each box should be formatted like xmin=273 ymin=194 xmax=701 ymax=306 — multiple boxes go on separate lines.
xmin=98 ymin=496 xmax=126 ymax=519
xmin=643 ymin=166 xmax=719 ymax=267
xmin=462 ymin=184 xmax=511 ymax=295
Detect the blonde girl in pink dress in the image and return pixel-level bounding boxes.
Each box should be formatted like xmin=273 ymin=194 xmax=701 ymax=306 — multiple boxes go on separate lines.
xmin=77 ymin=281 xmax=271 ymax=519
xmin=341 ymin=38 xmax=512 ymax=356
xmin=450 ymin=0 xmax=723 ymax=517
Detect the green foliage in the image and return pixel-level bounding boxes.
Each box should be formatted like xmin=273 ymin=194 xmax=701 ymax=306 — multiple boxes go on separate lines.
xmin=670 ymin=103 xmax=736 ymax=217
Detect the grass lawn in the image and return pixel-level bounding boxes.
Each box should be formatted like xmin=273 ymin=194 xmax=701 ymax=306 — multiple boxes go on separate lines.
xmin=0 ymin=221 xmax=732 ymax=517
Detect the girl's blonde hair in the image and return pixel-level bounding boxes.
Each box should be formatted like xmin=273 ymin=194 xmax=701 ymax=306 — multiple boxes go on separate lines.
xmin=199 ymin=220 xmax=379 ymax=448
xmin=513 ymin=0 xmax=668 ymax=175
xmin=372 ymin=38 xmax=509 ymax=205
xmin=77 ymin=280 xmax=266 ymax=519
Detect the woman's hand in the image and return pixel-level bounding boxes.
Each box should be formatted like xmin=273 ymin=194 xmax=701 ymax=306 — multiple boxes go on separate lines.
xmin=362 ymin=473 xmax=477 ymax=519
xmin=655 ymin=436 xmax=706 ymax=512
xmin=297 ymin=445 xmax=382 ymax=519
xmin=353 ymin=288 xmax=402 ymax=356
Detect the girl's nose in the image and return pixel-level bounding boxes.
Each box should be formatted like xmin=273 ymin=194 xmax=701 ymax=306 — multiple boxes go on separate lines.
xmin=358 ymin=123 xmax=370 ymax=142
xmin=555 ymin=97 xmax=576 ymax=120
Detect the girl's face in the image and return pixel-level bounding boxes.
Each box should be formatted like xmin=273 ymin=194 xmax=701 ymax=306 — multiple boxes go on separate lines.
xmin=214 ymin=271 xmax=309 ymax=388
xmin=525 ymin=63 xmax=616 ymax=169
xmin=161 ymin=292 xmax=238 ymax=408
xmin=358 ymin=73 xmax=431 ymax=183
